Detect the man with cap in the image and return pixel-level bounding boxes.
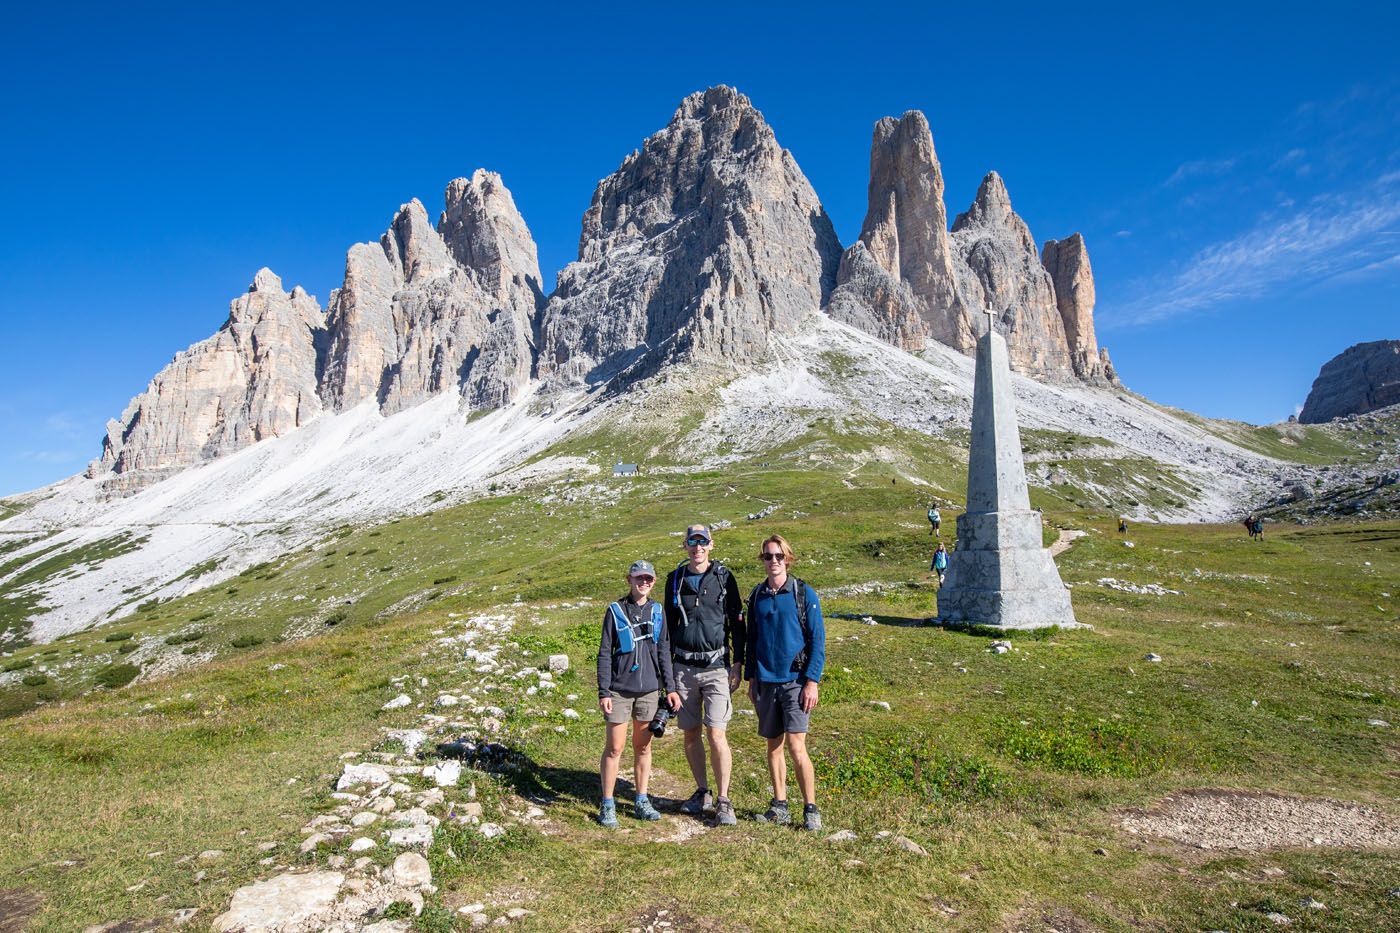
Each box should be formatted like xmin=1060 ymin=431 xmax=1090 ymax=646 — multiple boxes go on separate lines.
xmin=663 ymin=523 xmax=746 ymax=826
xmin=596 ymin=559 xmax=680 ymax=827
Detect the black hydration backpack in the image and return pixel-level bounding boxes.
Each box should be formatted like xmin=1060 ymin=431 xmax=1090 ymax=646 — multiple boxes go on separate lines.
xmin=669 ymin=561 xmax=733 ymax=666
xmin=747 ymin=577 xmax=812 ymax=675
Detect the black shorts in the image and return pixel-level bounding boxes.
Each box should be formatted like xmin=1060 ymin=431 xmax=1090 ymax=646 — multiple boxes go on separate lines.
xmin=754 ymin=681 xmax=809 ymax=738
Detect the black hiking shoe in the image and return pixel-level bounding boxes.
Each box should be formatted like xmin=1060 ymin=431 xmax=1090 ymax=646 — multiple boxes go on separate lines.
xmin=755 ymin=798 xmax=790 ymax=825
xmin=802 ymin=803 xmax=822 ymax=832
xmin=679 ymin=787 xmax=713 ymax=816
xmin=714 ymin=796 xmax=737 ymax=826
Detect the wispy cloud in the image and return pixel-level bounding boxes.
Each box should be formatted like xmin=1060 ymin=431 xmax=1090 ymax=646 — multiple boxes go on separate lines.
xmin=18 ymin=449 xmax=83 ymax=465
xmin=1164 ymin=157 xmax=1237 ymax=187
xmin=1108 ymin=175 xmax=1400 ymax=326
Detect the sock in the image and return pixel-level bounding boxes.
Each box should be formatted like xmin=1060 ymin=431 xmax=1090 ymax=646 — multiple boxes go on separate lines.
xmin=602 ymin=797 xmax=615 ymax=807
xmin=804 ymin=803 xmax=818 ymax=812
xmin=635 ymin=794 xmax=649 ymax=802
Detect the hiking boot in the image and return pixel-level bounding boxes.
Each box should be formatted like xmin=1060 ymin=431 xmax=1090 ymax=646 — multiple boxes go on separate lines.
xmin=633 ymin=794 xmax=661 ymax=821
xmin=598 ymin=800 xmax=618 ymax=828
xmin=679 ymin=787 xmax=713 ymax=816
xmin=802 ymin=804 xmax=822 ymax=832
xmin=754 ymin=798 xmax=790 ymax=825
xmin=714 ymin=796 xmax=737 ymax=826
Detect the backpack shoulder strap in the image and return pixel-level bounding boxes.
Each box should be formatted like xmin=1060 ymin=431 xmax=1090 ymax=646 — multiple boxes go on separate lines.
xmin=790 ymin=577 xmax=809 ymax=638
xmin=670 ymin=561 xmax=688 ymax=608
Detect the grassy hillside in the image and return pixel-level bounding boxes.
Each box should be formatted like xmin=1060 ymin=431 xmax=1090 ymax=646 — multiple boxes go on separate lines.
xmin=1151 ymin=403 xmax=1400 ymax=467
xmin=1 ymin=452 xmax=1397 ymax=930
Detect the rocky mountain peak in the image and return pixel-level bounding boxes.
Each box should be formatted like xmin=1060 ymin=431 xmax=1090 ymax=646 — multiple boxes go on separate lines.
xmin=672 ymin=84 xmax=753 ymax=123
xmin=828 ymin=109 xmax=967 ymax=352
xmin=251 ymin=267 xmax=284 ymax=293
xmin=90 ymin=270 xmax=326 ymax=487
xmin=439 ymin=169 xmax=543 ymax=313
xmin=1041 ymin=233 xmax=1117 ymax=385
xmin=1300 ymin=340 xmax=1400 ymax=423
xmin=952 ymin=172 xmax=1023 ymax=242
xmin=950 ymin=172 xmax=1073 ymax=377
xmin=384 ymin=199 xmax=454 ymax=284
xmin=537 ymin=86 xmax=840 ymax=386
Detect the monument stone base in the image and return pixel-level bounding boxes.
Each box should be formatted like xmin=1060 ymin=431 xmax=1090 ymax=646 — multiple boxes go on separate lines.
xmin=937 ymin=510 xmax=1082 ymax=630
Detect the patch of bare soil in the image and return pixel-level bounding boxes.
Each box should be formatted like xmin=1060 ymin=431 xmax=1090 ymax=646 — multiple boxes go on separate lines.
xmin=1119 ymin=789 xmax=1400 ymax=851
xmin=601 ymin=898 xmax=739 ymax=933
xmin=0 ymin=889 xmax=42 ymax=933
xmin=1001 ymin=905 xmax=1098 ymax=933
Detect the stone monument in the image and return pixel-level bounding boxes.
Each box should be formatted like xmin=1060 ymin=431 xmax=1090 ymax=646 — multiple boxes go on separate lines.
xmin=937 ymin=311 xmax=1080 ymax=629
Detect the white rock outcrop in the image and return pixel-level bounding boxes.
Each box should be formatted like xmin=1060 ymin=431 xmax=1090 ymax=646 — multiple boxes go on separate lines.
xmin=211 ymin=870 xmax=344 ymax=932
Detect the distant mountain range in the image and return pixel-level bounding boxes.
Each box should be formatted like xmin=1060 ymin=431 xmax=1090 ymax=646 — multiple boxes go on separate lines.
xmin=89 ymin=86 xmax=1119 ymax=494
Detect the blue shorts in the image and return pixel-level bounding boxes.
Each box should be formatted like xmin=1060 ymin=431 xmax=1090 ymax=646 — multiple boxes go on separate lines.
xmin=754 ymin=681 xmax=809 ymax=738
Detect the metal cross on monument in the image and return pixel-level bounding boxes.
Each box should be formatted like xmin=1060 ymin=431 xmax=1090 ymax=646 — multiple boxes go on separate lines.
xmin=984 ymin=306 xmax=996 ymax=335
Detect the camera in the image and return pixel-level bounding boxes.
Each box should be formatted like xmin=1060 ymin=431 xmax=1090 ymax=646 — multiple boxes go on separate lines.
xmin=648 ymin=704 xmax=671 ymax=738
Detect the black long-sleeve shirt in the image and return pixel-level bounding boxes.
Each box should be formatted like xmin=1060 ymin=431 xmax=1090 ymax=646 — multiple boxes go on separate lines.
xmin=596 ymin=595 xmax=676 ymax=698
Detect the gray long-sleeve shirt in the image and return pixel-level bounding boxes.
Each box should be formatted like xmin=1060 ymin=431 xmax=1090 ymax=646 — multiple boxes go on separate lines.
xmin=596 ymin=596 xmax=675 ymax=698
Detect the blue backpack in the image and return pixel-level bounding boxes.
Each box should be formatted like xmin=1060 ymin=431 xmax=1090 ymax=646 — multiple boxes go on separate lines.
xmin=608 ymin=601 xmax=663 ymax=656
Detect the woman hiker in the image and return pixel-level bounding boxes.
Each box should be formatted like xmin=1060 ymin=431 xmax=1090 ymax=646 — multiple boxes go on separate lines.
xmin=931 ymin=542 xmax=949 ymax=585
xmin=596 ymin=560 xmax=681 ymax=827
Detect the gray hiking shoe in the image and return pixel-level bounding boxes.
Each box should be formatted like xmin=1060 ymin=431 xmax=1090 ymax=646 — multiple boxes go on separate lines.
xmin=598 ymin=800 xmax=618 ymax=828
xmin=633 ymin=795 xmax=661 ymax=821
xmin=679 ymin=787 xmax=713 ymax=816
xmin=714 ymin=796 xmax=737 ymax=826
xmin=802 ymin=804 xmax=822 ymax=832
xmin=755 ymin=798 xmax=790 ymax=825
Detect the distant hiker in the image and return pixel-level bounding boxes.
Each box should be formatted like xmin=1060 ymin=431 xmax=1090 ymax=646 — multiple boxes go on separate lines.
xmin=746 ymin=534 xmax=826 ymax=831
xmin=931 ymin=542 xmax=949 ymax=585
xmin=1118 ymin=517 xmax=1128 ymax=534
xmin=1243 ymin=515 xmax=1256 ymax=539
xmin=664 ymin=523 xmax=746 ymax=827
xmin=1252 ymin=516 xmax=1264 ymax=540
xmin=596 ymin=560 xmax=680 ymax=827
xmin=927 ymin=504 xmax=942 ymax=536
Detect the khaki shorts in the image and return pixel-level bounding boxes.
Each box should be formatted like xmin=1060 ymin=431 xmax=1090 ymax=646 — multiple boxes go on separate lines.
xmin=604 ymin=690 xmax=659 ymax=725
xmin=675 ymin=665 xmax=733 ymax=730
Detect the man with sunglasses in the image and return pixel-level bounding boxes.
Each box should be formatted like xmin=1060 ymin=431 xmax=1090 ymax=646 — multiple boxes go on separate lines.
xmin=664 ymin=523 xmax=746 ymax=826
xmin=745 ymin=534 xmax=826 ymax=831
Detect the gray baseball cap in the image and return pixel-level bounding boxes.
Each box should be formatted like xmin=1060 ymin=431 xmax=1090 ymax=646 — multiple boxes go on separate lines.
xmin=684 ymin=524 xmax=712 ymax=544
xmin=628 ymin=560 xmax=656 ymax=578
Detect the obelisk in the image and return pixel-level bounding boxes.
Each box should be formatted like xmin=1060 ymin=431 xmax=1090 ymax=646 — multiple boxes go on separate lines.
xmin=937 ymin=311 xmax=1079 ymax=629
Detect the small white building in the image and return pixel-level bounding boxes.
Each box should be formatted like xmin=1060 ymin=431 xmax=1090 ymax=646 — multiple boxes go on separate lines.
xmin=612 ymin=463 xmax=638 ymax=477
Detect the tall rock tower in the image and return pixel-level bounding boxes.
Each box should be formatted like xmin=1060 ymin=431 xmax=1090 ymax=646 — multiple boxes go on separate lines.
xmin=937 ymin=316 xmax=1079 ymax=630
xmin=536 ymin=86 xmax=841 ymax=386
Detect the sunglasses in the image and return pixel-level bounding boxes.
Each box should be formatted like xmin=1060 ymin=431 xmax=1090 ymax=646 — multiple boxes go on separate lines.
xmin=759 ymin=552 xmax=785 ymax=561
xmin=685 ymin=537 xmax=711 ymax=546
xmin=631 ymin=575 xmax=656 ymax=583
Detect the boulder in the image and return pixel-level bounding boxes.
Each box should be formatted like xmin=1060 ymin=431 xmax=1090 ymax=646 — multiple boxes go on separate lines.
xmin=211 ymin=871 xmax=344 ymax=932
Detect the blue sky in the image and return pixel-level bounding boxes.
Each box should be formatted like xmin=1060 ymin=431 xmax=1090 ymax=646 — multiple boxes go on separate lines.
xmin=2 ymin=1 xmax=1397 ymax=496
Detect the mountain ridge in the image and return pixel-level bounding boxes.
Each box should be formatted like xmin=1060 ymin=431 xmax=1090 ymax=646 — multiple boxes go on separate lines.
xmin=84 ymin=86 xmax=1122 ymax=494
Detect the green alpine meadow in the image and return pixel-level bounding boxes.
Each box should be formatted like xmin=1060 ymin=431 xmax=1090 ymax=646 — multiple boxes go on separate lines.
xmin=2 ymin=407 xmax=1397 ymax=929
